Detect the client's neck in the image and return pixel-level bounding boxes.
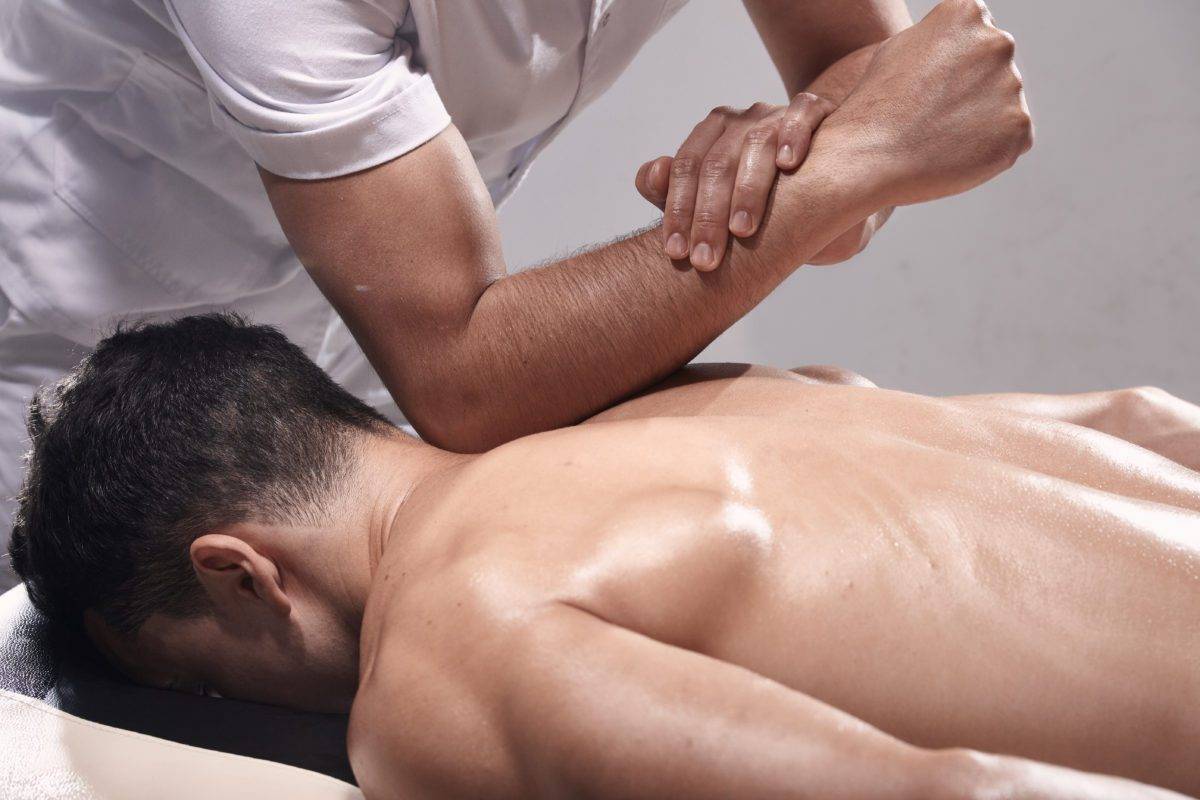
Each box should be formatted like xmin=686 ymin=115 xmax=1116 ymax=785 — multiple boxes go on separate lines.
xmin=314 ymin=431 xmax=471 ymax=631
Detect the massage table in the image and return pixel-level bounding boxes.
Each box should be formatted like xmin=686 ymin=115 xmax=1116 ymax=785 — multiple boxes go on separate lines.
xmin=0 ymin=585 xmax=361 ymax=798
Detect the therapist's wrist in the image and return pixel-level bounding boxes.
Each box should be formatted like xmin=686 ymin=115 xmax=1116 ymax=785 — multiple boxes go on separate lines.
xmin=806 ymin=120 xmax=892 ymax=217
xmin=750 ymin=130 xmax=884 ymax=271
xmin=795 ymin=42 xmax=882 ymax=106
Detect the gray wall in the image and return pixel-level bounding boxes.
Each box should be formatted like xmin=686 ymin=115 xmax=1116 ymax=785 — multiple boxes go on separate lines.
xmin=498 ymin=0 xmax=1200 ymax=400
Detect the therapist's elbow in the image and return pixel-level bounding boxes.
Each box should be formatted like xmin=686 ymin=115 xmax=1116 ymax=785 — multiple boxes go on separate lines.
xmin=412 ymin=414 xmax=508 ymax=454
xmin=403 ymin=384 xmax=525 ymax=454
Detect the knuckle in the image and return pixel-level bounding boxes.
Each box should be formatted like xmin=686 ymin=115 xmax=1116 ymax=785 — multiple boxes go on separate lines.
xmin=955 ymin=0 xmax=990 ymax=26
xmin=665 ymin=204 xmax=692 ymax=226
xmin=748 ymin=101 xmax=772 ymax=115
xmin=700 ymin=156 xmax=735 ymax=180
xmin=744 ymin=124 xmax=778 ymax=147
xmin=791 ymin=94 xmax=834 ymax=123
xmin=1010 ymin=108 xmax=1033 ymax=145
xmin=733 ymin=175 xmax=765 ymax=196
xmin=1019 ymin=117 xmax=1035 ymax=152
xmin=670 ymin=154 xmax=700 ymax=179
xmin=992 ymin=29 xmax=1016 ymax=57
xmin=948 ymin=0 xmax=974 ymax=16
xmin=692 ymin=115 xmax=724 ymax=138
xmin=691 ymin=208 xmax=727 ymax=230
xmin=708 ymin=105 xmax=732 ymax=119
xmin=780 ymin=116 xmax=814 ymax=140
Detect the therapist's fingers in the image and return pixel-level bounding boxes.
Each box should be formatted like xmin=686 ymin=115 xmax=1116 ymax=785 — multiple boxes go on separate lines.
xmin=635 ymin=156 xmax=672 ymax=210
xmin=728 ymin=121 xmax=779 ymax=238
xmin=662 ymin=111 xmax=729 ymax=264
xmin=687 ymin=125 xmax=748 ymax=271
xmin=775 ymin=92 xmax=837 ymax=170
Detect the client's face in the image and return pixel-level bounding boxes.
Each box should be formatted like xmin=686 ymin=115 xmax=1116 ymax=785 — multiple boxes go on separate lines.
xmin=85 ymin=605 xmax=360 ymax=713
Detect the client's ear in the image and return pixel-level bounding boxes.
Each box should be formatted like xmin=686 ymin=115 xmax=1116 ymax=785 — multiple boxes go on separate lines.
xmin=190 ymin=530 xmax=292 ymax=618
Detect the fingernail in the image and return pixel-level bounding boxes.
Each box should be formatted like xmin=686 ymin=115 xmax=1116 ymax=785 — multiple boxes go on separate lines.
xmin=731 ymin=210 xmax=753 ymax=236
xmin=779 ymin=144 xmax=794 ymax=165
xmin=692 ymin=242 xmax=714 ymax=268
xmin=666 ymin=232 xmax=688 ymax=259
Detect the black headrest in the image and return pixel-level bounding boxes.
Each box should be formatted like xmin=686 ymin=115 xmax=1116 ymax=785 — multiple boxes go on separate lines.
xmin=0 ymin=585 xmax=354 ymax=784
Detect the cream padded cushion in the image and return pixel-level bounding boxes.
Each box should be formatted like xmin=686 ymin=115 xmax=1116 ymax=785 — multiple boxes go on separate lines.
xmin=0 ymin=689 xmax=364 ymax=799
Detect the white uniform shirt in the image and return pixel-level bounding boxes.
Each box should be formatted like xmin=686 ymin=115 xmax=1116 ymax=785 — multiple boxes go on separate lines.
xmin=0 ymin=0 xmax=688 ymax=408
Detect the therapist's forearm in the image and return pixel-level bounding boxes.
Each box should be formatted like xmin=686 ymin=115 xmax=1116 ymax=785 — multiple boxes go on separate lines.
xmin=744 ymin=0 xmax=912 ymax=99
xmin=803 ymin=43 xmax=883 ymax=106
xmin=414 ymin=145 xmax=872 ymax=450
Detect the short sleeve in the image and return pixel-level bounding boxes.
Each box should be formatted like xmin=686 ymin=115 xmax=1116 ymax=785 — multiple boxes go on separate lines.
xmin=163 ymin=0 xmax=451 ymax=179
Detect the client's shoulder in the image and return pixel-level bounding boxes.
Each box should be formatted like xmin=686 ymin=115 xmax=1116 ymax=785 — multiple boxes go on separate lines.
xmin=349 ymin=541 xmax=570 ymax=799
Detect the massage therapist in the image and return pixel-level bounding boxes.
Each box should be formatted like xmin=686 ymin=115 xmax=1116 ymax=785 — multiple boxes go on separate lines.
xmin=0 ymin=0 xmax=916 ymax=587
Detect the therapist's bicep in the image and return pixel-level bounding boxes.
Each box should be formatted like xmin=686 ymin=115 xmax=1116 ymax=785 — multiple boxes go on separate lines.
xmin=259 ymin=125 xmax=507 ymax=415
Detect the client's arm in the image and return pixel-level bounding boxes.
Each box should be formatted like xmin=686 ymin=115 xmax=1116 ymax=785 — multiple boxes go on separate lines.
xmin=353 ymin=604 xmax=1186 ymax=799
xmin=952 ymin=388 xmax=1200 ymax=472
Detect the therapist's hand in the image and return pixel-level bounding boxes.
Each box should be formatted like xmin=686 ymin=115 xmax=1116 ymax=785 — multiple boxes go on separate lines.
xmin=822 ymin=0 xmax=1033 ymax=209
xmin=635 ymin=96 xmax=894 ymax=269
xmin=635 ymin=94 xmax=835 ymax=271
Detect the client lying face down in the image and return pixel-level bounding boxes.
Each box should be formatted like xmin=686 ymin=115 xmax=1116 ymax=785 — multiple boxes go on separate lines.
xmin=10 ymin=314 xmax=1200 ymax=799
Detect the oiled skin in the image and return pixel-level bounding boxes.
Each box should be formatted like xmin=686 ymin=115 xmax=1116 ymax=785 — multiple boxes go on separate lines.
xmin=352 ymin=369 xmax=1200 ymax=797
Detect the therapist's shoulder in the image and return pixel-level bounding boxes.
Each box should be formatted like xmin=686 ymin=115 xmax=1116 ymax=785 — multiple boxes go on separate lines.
xmin=166 ymin=0 xmax=449 ymax=181
xmin=168 ymin=0 xmax=504 ymax=311
xmin=166 ymin=0 xmax=488 ymax=259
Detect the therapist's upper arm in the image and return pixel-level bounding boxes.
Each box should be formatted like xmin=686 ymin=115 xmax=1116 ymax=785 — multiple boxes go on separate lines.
xmin=742 ymin=0 xmax=912 ymax=94
xmin=165 ymin=1 xmax=509 ymax=422
xmin=258 ymin=126 xmax=508 ymax=420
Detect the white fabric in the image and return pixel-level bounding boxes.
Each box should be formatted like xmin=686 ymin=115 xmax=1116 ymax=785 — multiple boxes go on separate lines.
xmin=0 ymin=291 xmax=86 ymax=591
xmin=0 ymin=0 xmax=688 ymax=345
xmin=0 ymin=0 xmax=689 ymax=567
xmin=162 ymin=0 xmax=453 ymax=181
xmin=0 ymin=689 xmax=363 ymax=800
xmin=0 ymin=0 xmax=689 ymax=337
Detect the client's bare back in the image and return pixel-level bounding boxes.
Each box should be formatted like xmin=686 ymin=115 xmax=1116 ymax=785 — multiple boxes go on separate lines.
xmin=355 ymin=367 xmax=1200 ymax=796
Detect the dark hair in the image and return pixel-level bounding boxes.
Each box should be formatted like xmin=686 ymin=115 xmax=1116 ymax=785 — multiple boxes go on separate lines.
xmin=8 ymin=313 xmax=391 ymax=634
